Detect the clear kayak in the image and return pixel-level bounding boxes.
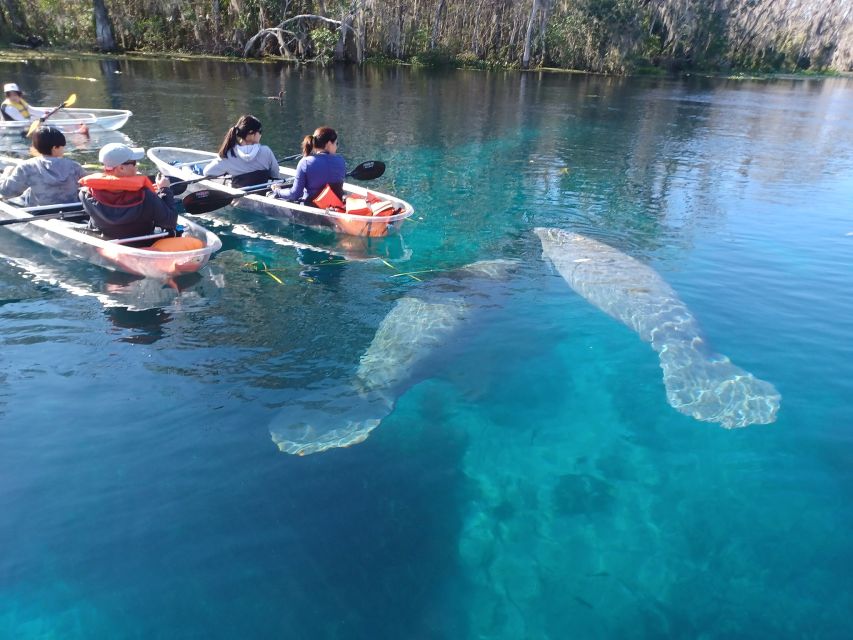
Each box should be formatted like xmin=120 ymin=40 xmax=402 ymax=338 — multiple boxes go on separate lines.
xmin=148 ymin=147 xmax=414 ymax=238
xmin=0 ymin=107 xmax=132 ymax=135
xmin=0 ymin=199 xmax=221 ymax=279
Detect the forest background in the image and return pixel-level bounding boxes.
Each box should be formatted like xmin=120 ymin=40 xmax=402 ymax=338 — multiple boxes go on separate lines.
xmin=1 ymin=0 xmax=852 ymax=74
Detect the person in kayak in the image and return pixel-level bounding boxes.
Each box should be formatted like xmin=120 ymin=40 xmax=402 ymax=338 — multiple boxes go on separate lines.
xmin=0 ymin=126 xmax=87 ymax=206
xmin=0 ymin=83 xmax=44 ymax=121
xmin=272 ymin=126 xmax=346 ymax=205
xmin=79 ymin=143 xmax=178 ymax=240
xmin=203 ymin=114 xmax=280 ymax=188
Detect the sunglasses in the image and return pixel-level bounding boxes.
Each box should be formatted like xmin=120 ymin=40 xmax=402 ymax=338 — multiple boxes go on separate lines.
xmin=121 ymin=160 xmax=137 ymax=166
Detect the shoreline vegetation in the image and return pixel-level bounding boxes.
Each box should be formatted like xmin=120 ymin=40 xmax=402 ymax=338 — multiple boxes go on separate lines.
xmin=1 ymin=0 xmax=851 ymax=76
xmin=1 ymin=47 xmax=847 ymax=83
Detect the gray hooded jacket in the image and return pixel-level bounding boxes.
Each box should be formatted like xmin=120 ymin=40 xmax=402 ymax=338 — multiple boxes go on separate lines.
xmin=0 ymin=157 xmax=87 ymax=207
xmin=202 ymin=144 xmax=281 ymax=180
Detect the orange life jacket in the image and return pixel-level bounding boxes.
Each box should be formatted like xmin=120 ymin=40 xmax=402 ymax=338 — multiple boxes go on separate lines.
xmin=79 ymin=174 xmax=158 ymax=193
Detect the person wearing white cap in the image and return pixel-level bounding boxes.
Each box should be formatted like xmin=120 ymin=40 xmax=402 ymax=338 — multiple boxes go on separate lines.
xmin=78 ymin=143 xmax=178 ymax=240
xmin=1 ymin=83 xmax=44 ymax=121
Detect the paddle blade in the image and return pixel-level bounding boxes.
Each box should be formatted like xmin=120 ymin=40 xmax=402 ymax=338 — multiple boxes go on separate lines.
xmin=25 ymin=119 xmax=40 ymax=138
xmin=347 ymin=160 xmax=385 ymax=181
xmin=65 ymin=93 xmax=77 ymax=107
xmin=183 ymin=189 xmax=235 ymax=215
xmin=166 ymin=175 xmax=199 ymax=196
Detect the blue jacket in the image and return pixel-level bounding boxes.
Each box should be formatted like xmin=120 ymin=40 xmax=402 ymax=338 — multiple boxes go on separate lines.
xmin=275 ymin=152 xmax=346 ymax=203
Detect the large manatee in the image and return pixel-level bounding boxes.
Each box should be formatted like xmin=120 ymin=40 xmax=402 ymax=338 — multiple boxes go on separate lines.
xmin=270 ymin=259 xmax=518 ymax=455
xmin=534 ymin=227 xmax=780 ymax=427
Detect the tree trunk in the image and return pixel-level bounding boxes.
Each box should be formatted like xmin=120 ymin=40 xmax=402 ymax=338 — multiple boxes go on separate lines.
xmin=430 ymin=0 xmax=446 ymax=49
xmin=1 ymin=0 xmax=27 ymax=36
xmin=93 ymin=0 xmax=117 ymax=51
xmin=211 ymin=0 xmax=221 ymax=52
xmin=522 ymin=0 xmax=541 ymax=69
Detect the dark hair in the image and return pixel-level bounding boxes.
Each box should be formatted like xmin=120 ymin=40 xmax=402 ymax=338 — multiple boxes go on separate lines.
xmin=301 ymin=126 xmax=337 ymax=157
xmin=31 ymin=126 xmax=67 ymax=156
xmin=217 ymin=115 xmax=262 ymax=158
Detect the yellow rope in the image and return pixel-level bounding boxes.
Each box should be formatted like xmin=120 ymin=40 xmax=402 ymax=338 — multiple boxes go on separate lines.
xmin=380 ymin=258 xmax=422 ymax=281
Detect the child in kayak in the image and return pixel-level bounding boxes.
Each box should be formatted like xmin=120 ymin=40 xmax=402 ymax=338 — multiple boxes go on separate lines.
xmin=0 ymin=126 xmax=86 ymax=206
xmin=203 ymin=115 xmax=280 ymax=187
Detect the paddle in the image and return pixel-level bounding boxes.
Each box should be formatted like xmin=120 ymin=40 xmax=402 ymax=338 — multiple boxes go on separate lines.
xmin=26 ymin=93 xmax=77 ymax=137
xmin=182 ymin=160 xmax=386 ymax=216
xmin=166 ymin=174 xmax=214 ymax=196
xmin=0 ymin=204 xmax=87 ymax=226
xmin=165 ymin=153 xmax=312 ymax=193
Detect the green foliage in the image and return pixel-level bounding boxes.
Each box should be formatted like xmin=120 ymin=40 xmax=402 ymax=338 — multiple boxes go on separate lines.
xmin=11 ymin=0 xmax=853 ymax=74
xmin=410 ymin=47 xmax=454 ymax=67
xmin=454 ymin=51 xmax=485 ymax=69
xmin=310 ymin=28 xmax=339 ymax=64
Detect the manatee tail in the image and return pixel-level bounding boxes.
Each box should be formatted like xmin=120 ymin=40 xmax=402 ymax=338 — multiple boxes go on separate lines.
xmin=268 ymin=385 xmax=392 ymax=455
xmin=657 ymin=342 xmax=781 ymax=428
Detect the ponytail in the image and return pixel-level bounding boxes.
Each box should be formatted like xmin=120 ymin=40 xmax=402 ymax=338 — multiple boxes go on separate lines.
xmin=302 ymin=126 xmax=338 ymax=157
xmin=300 ymin=134 xmax=314 ymax=157
xmin=218 ymin=115 xmax=263 ymax=158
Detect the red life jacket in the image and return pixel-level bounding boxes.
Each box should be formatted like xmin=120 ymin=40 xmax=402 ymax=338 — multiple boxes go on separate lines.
xmin=79 ymin=173 xmax=157 ymax=207
xmin=79 ymin=174 xmax=157 ymax=193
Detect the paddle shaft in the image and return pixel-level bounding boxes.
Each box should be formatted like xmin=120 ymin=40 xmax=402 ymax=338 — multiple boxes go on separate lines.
xmin=0 ymin=210 xmax=87 ymax=226
xmin=26 ymin=94 xmax=77 ymax=137
xmin=181 ymin=160 xmax=384 ymax=215
xmin=173 ymin=153 xmax=300 ymax=169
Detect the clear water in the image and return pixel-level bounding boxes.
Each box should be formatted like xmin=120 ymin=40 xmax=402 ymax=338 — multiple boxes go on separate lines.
xmin=2 ymin=58 xmax=853 ymax=638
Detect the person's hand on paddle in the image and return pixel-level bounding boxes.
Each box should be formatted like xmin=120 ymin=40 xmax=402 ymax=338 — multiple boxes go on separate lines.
xmin=154 ymin=173 xmax=171 ymax=191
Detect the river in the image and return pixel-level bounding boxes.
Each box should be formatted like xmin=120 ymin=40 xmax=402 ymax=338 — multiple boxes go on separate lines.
xmin=1 ymin=55 xmax=852 ymax=638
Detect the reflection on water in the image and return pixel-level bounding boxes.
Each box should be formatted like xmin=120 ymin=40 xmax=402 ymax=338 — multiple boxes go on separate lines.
xmin=0 ymin=231 xmax=227 ymax=346
xmin=105 ymin=306 xmax=171 ymax=344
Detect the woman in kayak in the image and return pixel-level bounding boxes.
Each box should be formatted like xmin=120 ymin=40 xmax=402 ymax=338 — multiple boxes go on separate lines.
xmin=203 ymin=115 xmax=280 ymax=187
xmin=0 ymin=126 xmax=86 ymax=206
xmin=273 ymin=126 xmax=346 ymax=205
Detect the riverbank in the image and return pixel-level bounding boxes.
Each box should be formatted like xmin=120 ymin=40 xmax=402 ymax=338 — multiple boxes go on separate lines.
xmin=2 ymin=47 xmax=847 ymax=81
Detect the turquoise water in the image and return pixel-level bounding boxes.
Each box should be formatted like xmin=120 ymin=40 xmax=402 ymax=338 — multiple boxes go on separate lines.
xmin=1 ymin=58 xmax=853 ymax=638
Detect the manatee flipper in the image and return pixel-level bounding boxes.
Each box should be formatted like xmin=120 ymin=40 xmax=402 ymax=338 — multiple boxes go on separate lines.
xmin=534 ymin=227 xmax=780 ymax=428
xmin=657 ymin=341 xmax=780 ymax=427
xmin=269 ymin=260 xmax=519 ymax=455
xmin=269 ymin=384 xmax=387 ymax=455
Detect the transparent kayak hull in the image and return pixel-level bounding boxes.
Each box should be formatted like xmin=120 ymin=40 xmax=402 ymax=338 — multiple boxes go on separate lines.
xmin=148 ymin=147 xmax=414 ymax=237
xmin=0 ymin=108 xmax=132 ymax=135
xmin=0 ymin=200 xmax=221 ymax=278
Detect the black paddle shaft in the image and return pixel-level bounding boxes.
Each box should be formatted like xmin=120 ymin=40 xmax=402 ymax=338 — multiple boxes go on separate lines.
xmin=182 ymin=160 xmax=385 ymax=215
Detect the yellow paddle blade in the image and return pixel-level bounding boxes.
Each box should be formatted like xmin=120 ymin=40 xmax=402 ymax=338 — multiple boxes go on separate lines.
xmin=65 ymin=93 xmax=77 ymax=107
xmin=25 ymin=119 xmax=40 ymax=138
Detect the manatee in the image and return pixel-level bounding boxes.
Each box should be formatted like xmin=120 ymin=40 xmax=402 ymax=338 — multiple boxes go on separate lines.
xmin=534 ymin=227 xmax=780 ymax=428
xmin=270 ymin=259 xmax=519 ymax=455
